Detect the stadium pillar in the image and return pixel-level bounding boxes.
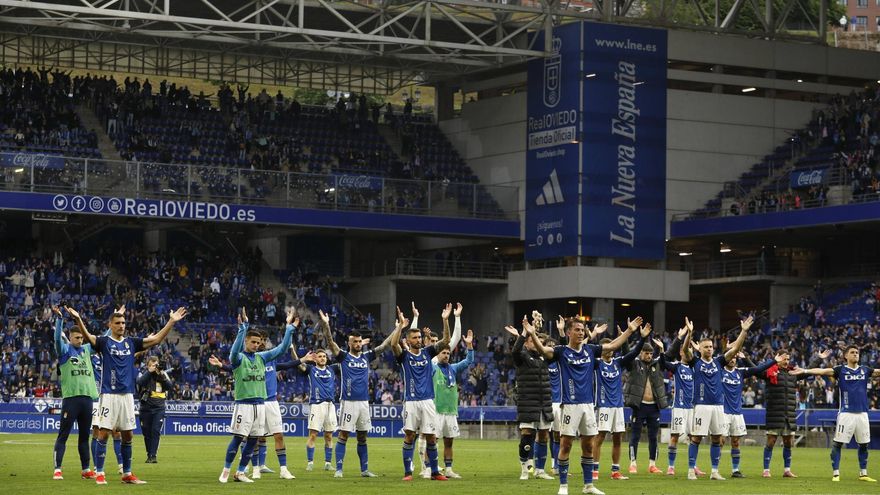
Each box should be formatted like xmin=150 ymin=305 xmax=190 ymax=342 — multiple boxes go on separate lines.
xmin=653 ymin=301 xmax=666 ymax=332
xmin=708 ymin=290 xmax=721 ymax=331
xmin=144 ymin=229 xmax=167 ymax=252
xmin=435 ymin=82 xmax=455 ymax=122
xmin=592 ymin=297 xmax=614 ymax=323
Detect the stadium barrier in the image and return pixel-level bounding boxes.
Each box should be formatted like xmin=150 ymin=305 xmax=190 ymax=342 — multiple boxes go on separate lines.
xmin=1 ymin=399 xmax=878 ymax=447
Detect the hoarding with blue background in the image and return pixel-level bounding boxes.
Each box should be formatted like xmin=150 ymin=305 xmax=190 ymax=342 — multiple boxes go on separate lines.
xmin=525 ymin=21 xmax=582 ymax=260
xmin=581 ymin=23 xmax=667 ymax=259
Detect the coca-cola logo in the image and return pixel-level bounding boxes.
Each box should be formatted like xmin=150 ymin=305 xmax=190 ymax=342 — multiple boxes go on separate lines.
xmin=795 ymin=169 xmax=824 ymax=186
xmin=11 ymin=153 xmax=56 ymax=169
xmin=337 ymin=175 xmax=378 ymax=189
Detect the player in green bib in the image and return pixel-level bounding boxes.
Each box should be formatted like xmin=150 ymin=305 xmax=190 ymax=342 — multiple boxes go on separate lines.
xmin=431 ymin=328 xmax=475 ymax=479
xmin=219 ymin=307 xmax=295 ymax=483
xmin=52 ymin=306 xmax=99 ymax=481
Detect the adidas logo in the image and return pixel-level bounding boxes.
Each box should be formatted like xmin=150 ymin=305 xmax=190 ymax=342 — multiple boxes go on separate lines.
xmin=535 ymin=169 xmax=564 ymax=205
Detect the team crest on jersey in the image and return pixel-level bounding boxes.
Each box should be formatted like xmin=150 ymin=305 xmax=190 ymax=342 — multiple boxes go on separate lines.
xmin=124 ymin=341 xmax=130 ymax=349
xmin=69 ymin=357 xmax=80 ymax=365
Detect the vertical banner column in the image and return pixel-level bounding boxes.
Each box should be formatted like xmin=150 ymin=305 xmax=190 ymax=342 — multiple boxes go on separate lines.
xmin=582 ymin=24 xmax=667 ymax=260
xmin=525 ymin=22 xmax=582 ymax=261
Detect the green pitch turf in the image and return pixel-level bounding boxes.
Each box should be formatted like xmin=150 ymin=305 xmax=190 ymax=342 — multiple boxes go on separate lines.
xmin=1 ymin=434 xmax=877 ymax=494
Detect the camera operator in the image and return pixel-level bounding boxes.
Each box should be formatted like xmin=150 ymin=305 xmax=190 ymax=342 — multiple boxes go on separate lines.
xmin=137 ymin=356 xmax=172 ymax=463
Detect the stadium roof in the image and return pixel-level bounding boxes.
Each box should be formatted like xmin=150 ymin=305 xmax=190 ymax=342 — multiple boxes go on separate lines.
xmin=0 ymin=0 xmax=830 ymax=92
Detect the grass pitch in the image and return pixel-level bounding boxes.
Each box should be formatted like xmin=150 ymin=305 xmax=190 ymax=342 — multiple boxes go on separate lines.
xmin=1 ymin=434 xmax=878 ymax=494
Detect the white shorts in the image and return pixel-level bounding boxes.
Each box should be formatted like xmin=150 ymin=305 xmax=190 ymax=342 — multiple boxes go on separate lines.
xmin=438 ymin=414 xmax=460 ymax=438
xmin=95 ymin=393 xmax=136 ymax=431
xmin=691 ymin=404 xmax=726 ymax=437
xmin=307 ymin=402 xmax=338 ymax=433
xmin=403 ymin=399 xmax=438 ymax=435
xmin=597 ymin=407 xmax=626 ymax=433
xmin=338 ymin=400 xmax=372 ymax=433
xmin=519 ymin=416 xmax=552 ymax=431
xmin=833 ymin=412 xmax=871 ymax=444
xmin=670 ymin=407 xmax=692 ymax=436
xmin=92 ymin=400 xmax=100 ymax=426
xmin=264 ymin=400 xmax=283 ymax=435
xmin=559 ymin=403 xmax=599 ymax=437
xmin=724 ymin=413 xmax=747 ymax=437
xmin=551 ymin=403 xmax=562 ymax=431
xmin=230 ymin=403 xmax=267 ymax=437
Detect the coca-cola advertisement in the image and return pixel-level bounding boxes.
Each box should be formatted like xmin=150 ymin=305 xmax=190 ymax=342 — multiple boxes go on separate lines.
xmin=334 ymin=174 xmax=383 ymax=191
xmin=0 ymin=152 xmax=65 ymax=170
xmin=789 ymin=168 xmax=827 ymax=188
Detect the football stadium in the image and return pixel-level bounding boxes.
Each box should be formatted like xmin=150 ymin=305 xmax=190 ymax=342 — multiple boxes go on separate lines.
xmin=0 ymin=0 xmax=878 ymax=494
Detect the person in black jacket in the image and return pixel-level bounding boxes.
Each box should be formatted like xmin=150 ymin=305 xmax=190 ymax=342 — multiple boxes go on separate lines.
xmin=623 ymin=323 xmax=669 ymax=475
xmin=506 ymin=317 xmax=555 ymax=481
xmin=137 ymin=356 xmax=172 ymax=463
xmin=755 ymin=348 xmax=829 ymax=478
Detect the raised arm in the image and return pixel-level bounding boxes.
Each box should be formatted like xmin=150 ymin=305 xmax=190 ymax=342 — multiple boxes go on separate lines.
xmin=743 ymin=352 xmax=785 ymax=377
xmin=602 ymin=316 xmax=642 ymax=352
xmin=619 ymin=331 xmax=645 ymax=367
xmin=666 ymin=321 xmax=689 ymax=360
xmin=53 ymin=307 xmax=69 ymax=357
xmin=259 ymin=321 xmax=296 ymax=362
xmin=409 ymin=301 xmax=419 ymax=330
xmin=722 ymin=315 xmax=753 ymax=363
xmin=143 ymin=307 xmax=187 ymax=349
xmin=229 ymin=311 xmax=248 ymax=367
xmin=589 ymin=323 xmax=608 ymax=342
xmin=437 ymin=303 xmax=452 ymax=348
xmin=450 ymin=303 xmax=463 ymax=350
xmin=791 ymin=366 xmax=835 ymax=377
xmin=289 ymin=346 xmax=310 ymax=373
xmin=372 ymin=331 xmax=396 ymax=354
xmin=451 ymin=330 xmax=475 ymax=373
xmin=526 ymin=317 xmax=554 ymax=359
xmin=681 ymin=323 xmax=694 ymax=363
xmin=64 ymin=306 xmax=95 ymax=347
xmin=318 ymin=309 xmax=340 ymax=355
xmin=389 ymin=306 xmax=408 ymax=357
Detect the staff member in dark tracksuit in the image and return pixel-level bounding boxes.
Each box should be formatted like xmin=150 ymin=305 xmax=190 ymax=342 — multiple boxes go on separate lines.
xmin=137 ymin=356 xmax=171 ymax=463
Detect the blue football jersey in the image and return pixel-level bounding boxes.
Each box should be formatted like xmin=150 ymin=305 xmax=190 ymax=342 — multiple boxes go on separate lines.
xmin=550 ymin=344 xmax=602 ymax=405
xmin=306 ymin=365 xmax=337 ymax=404
xmin=94 ymin=335 xmax=144 ymax=394
xmin=672 ymin=362 xmax=694 ymax=408
xmin=834 ymin=365 xmax=874 ymax=413
xmin=596 ymin=357 xmax=625 ymax=408
xmin=264 ymin=359 xmax=278 ymax=400
xmin=721 ymin=368 xmax=745 ymax=414
xmin=398 ymin=346 xmax=439 ymax=401
xmin=548 ymin=361 xmax=561 ymax=403
xmin=690 ymin=356 xmax=725 ymax=406
xmin=337 ymin=350 xmax=375 ymax=401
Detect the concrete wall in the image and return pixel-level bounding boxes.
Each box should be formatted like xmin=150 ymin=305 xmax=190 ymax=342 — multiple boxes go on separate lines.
xmin=508 ymin=266 xmax=690 ymax=302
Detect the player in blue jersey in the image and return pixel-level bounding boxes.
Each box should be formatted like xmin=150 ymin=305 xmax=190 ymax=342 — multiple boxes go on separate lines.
xmin=67 ymin=304 xmax=186 ymax=485
xmin=219 ymin=307 xmax=294 ymax=483
xmin=529 ymin=315 xmax=642 ymax=495
xmin=86 ymin=326 xmax=125 ymax=477
xmin=389 ymin=303 xmax=451 ymax=481
xmin=319 ymin=309 xmax=394 ymax=478
xmin=682 ymin=314 xmax=753 ymax=481
xmin=658 ymin=319 xmax=705 ymax=477
xmin=721 ymin=350 xmax=784 ymax=478
xmin=290 ymin=343 xmax=339 ymax=476
xmin=592 ymin=322 xmax=649 ymax=481
xmin=793 ymin=345 xmax=880 ymax=482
